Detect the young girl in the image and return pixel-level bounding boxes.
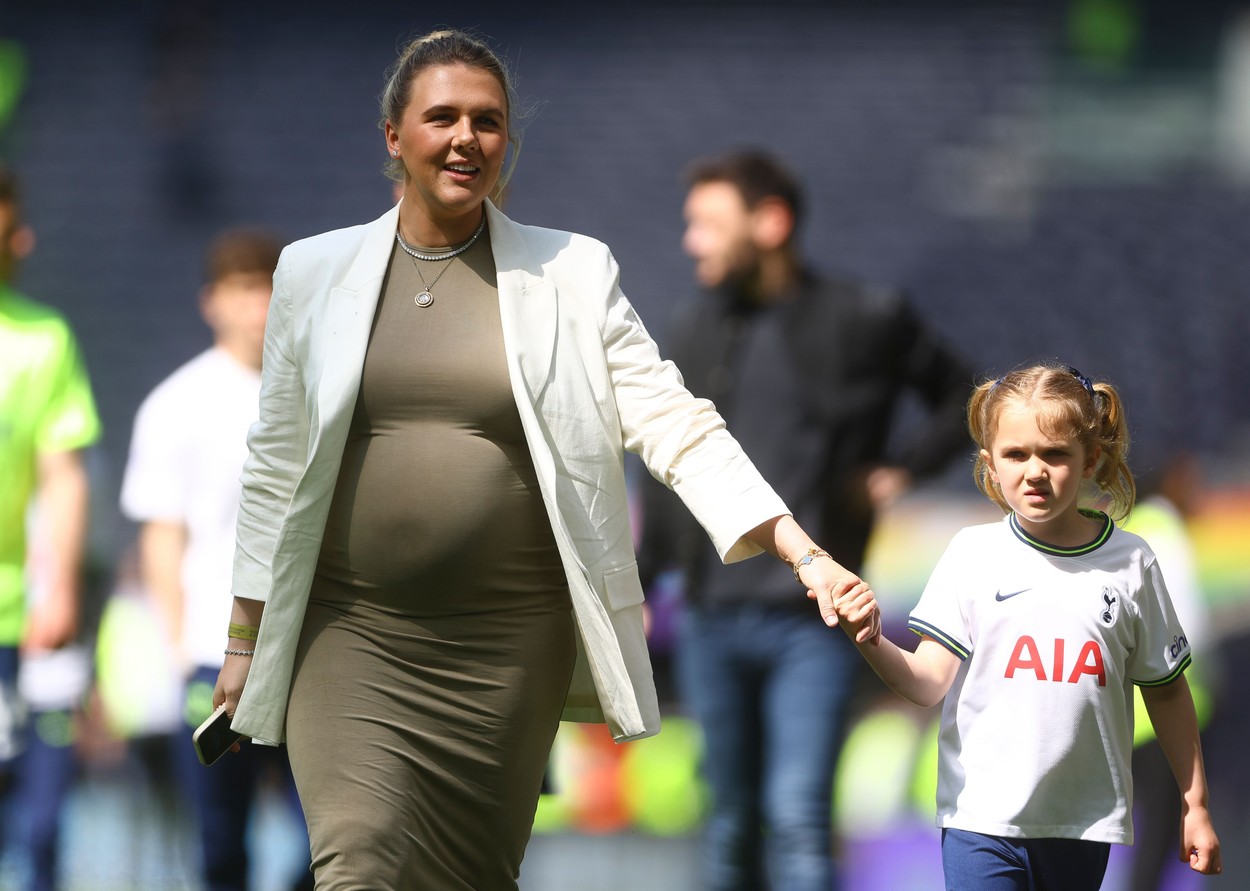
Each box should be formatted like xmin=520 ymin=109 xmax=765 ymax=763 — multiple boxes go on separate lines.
xmin=829 ymin=362 xmax=1222 ymax=889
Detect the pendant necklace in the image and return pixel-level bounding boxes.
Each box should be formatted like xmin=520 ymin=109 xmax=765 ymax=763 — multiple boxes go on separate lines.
xmin=396 ymin=215 xmax=487 ymax=308
xmin=408 ymin=259 xmax=450 ymax=308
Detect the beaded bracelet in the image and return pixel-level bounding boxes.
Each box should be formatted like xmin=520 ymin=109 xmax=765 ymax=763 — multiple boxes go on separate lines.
xmin=224 ymin=648 xmax=256 ymax=657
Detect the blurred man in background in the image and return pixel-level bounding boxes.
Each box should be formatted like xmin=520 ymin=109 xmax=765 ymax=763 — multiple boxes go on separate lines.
xmin=640 ymin=149 xmax=973 ymax=891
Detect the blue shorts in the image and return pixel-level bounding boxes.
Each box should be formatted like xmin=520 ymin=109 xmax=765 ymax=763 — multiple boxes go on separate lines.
xmin=941 ymin=828 xmax=1110 ymax=891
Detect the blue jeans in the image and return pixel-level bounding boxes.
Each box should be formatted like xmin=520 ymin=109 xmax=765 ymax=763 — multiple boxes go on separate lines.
xmin=676 ymin=603 xmax=861 ymax=891
xmin=0 ymin=646 xmax=78 ymax=891
xmin=177 ymin=666 xmax=313 ymax=891
xmin=9 ymin=705 xmax=79 ymax=891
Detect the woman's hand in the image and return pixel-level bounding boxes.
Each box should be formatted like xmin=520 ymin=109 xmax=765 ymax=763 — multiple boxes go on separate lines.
xmin=213 ymin=653 xmax=253 ymax=715
xmin=215 ymin=596 xmax=265 ymax=716
xmin=742 ymin=516 xmax=882 ymax=643
xmin=800 ymin=556 xmax=882 ymax=645
xmin=210 ymin=653 xmax=252 ymax=758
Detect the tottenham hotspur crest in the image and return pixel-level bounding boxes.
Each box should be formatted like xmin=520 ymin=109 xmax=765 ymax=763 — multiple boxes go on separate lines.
xmin=1100 ymin=587 xmax=1118 ymax=626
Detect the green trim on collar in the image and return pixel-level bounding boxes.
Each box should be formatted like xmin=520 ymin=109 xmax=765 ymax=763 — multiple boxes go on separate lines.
xmin=1008 ymin=509 xmax=1113 ymax=557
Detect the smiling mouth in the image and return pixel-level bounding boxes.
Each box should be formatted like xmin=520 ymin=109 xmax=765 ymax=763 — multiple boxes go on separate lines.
xmin=445 ymin=163 xmax=479 ymax=176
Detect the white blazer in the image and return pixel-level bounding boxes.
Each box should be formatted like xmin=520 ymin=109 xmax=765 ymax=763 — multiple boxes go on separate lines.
xmin=229 ymin=201 xmax=789 ymax=745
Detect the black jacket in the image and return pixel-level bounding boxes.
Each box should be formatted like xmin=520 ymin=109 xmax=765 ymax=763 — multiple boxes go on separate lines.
xmin=639 ymin=270 xmax=973 ymax=606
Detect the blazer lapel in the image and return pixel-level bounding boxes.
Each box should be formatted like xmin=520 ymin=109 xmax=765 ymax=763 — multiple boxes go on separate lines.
xmin=313 ymin=204 xmax=400 ymax=444
xmin=487 ymin=201 xmax=557 ymax=402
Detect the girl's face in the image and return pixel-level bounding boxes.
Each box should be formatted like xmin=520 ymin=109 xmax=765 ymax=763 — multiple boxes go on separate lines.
xmin=982 ymin=401 xmax=1100 ymax=545
xmin=384 ymin=63 xmax=509 ymax=235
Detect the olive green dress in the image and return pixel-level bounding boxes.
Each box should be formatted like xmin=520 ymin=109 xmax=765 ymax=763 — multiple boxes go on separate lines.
xmin=284 ymin=229 xmax=576 ymax=890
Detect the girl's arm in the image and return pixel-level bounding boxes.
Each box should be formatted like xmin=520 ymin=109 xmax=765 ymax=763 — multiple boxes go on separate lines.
xmin=1140 ymin=677 xmax=1222 ymax=875
xmin=833 ymin=586 xmax=961 ymax=707
xmin=856 ymin=636 xmax=961 ymax=708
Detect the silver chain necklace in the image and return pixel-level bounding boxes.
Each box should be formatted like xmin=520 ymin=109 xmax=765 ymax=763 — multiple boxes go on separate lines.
xmin=396 ymin=216 xmax=487 ymax=308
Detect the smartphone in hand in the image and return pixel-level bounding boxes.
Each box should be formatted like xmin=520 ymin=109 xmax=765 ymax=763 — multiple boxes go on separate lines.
xmin=193 ymin=703 xmax=243 ymax=766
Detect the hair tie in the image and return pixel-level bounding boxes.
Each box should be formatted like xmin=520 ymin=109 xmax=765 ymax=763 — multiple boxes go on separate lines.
xmin=1067 ymin=366 xmax=1095 ymax=400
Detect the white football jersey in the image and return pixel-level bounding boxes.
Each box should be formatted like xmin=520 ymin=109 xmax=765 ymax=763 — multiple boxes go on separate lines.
xmin=909 ymin=512 xmax=1190 ymax=844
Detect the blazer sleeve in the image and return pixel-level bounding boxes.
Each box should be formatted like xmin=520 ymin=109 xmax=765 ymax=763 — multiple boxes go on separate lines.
xmin=595 ymin=249 xmax=790 ymax=564
xmin=231 ymin=248 xmax=312 ymax=602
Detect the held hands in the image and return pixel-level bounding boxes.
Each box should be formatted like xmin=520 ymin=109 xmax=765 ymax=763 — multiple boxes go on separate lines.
xmin=1180 ymin=802 xmax=1222 ymax=875
xmin=832 ymin=583 xmax=883 ymax=646
xmin=800 ymin=554 xmax=882 ymax=645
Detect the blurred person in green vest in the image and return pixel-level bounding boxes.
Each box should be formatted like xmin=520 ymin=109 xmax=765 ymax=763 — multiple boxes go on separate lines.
xmin=0 ymin=164 xmax=101 ymax=891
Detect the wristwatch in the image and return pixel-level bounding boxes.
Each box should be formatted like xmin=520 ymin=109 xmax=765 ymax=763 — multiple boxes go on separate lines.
xmin=791 ymin=548 xmax=832 ymax=581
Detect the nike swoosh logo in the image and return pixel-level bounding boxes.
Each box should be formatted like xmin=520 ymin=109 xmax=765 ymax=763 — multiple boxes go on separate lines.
xmin=995 ymin=588 xmax=1031 ymax=601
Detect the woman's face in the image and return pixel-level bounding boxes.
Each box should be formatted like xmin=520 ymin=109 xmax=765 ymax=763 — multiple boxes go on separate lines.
xmin=385 ymin=63 xmax=509 ymax=233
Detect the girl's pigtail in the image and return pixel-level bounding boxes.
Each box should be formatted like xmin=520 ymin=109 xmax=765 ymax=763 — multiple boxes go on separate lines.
xmin=968 ymin=379 xmax=1010 ymax=513
xmin=1092 ymin=381 xmax=1136 ymax=520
